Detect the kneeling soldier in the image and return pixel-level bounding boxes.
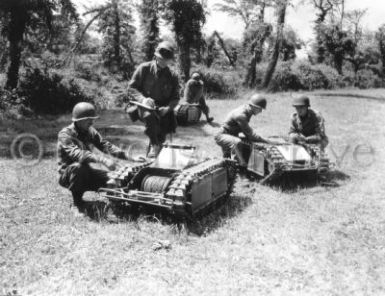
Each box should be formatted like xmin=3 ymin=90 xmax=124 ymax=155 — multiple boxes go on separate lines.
xmin=57 ymin=102 xmax=130 ymax=212
xmin=215 ymin=94 xmax=273 ymax=168
xmin=289 ymin=95 xmax=328 ymax=149
xmin=184 ymin=72 xmax=214 ymax=123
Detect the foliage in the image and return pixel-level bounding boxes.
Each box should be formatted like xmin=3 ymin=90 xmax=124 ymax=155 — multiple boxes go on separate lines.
xmin=192 ymin=65 xmax=241 ymax=95
xmin=354 ymin=69 xmax=383 ymax=89
xmin=161 ymin=0 xmax=206 ymax=81
xmin=375 ymin=24 xmax=385 ymax=77
xmin=98 ymin=0 xmax=137 ymax=79
xmin=17 ymin=67 xmax=92 ymax=115
xmin=138 ymin=0 xmax=160 ymax=61
xmin=267 ymin=61 xmax=302 ymax=92
xmin=0 ymin=0 xmax=78 ymax=89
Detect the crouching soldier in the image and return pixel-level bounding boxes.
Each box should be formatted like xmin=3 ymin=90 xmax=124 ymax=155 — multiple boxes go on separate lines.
xmin=215 ymin=94 xmax=274 ymax=168
xmin=127 ymin=41 xmax=180 ymax=157
xmin=57 ymin=102 xmax=130 ymax=212
xmin=184 ymin=72 xmax=213 ymax=123
xmin=289 ymin=95 xmax=328 ymax=149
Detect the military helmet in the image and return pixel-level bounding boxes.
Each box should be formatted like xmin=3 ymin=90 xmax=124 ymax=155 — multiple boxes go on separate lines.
xmin=292 ymin=95 xmax=310 ymax=107
xmin=155 ymin=41 xmax=175 ymax=60
xmin=191 ymin=72 xmax=201 ymax=80
xmin=248 ymin=94 xmax=267 ymax=110
xmin=72 ymin=102 xmax=98 ymax=121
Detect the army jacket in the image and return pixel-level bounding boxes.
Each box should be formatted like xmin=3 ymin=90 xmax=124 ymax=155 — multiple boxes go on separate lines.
xmin=128 ymin=60 xmax=180 ymax=108
xmin=57 ymin=123 xmax=127 ymax=174
xmin=289 ymin=108 xmax=327 ymax=141
xmin=184 ymin=78 xmax=204 ymax=104
xmin=221 ymin=105 xmax=263 ymax=142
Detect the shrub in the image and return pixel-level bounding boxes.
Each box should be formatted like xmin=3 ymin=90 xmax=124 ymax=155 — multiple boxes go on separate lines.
xmin=292 ymin=61 xmax=328 ymax=90
xmin=355 ymin=69 xmax=383 ymax=89
xmin=313 ymin=64 xmax=342 ymax=89
xmin=268 ymin=62 xmax=302 ymax=92
xmin=18 ymin=67 xmax=93 ymax=115
xmin=190 ymin=66 xmax=241 ymax=96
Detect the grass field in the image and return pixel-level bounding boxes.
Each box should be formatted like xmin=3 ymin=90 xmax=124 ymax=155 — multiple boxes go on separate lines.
xmin=1 ymin=90 xmax=385 ymax=296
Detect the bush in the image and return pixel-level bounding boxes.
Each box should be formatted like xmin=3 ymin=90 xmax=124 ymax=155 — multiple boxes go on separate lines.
xmin=190 ymin=66 xmax=241 ymax=96
xmin=268 ymin=62 xmax=302 ymax=92
xmin=18 ymin=67 xmax=93 ymax=115
xmin=313 ymin=64 xmax=342 ymax=89
xmin=292 ymin=62 xmax=328 ymax=90
xmin=355 ymin=69 xmax=383 ymax=89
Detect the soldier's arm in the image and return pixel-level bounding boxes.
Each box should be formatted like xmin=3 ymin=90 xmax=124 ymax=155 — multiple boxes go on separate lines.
xmin=127 ymin=65 xmax=147 ymax=104
xmin=90 ymin=128 xmax=128 ymax=160
xmin=58 ymin=130 xmax=102 ymax=164
xmin=236 ymin=116 xmax=268 ymax=143
xmin=306 ymin=112 xmax=324 ymax=143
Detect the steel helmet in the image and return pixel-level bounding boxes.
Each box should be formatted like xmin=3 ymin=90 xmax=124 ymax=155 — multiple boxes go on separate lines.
xmin=191 ymin=72 xmax=201 ymax=80
xmin=292 ymin=95 xmax=310 ymax=107
xmin=154 ymin=41 xmax=175 ymax=60
xmin=72 ymin=102 xmax=98 ymax=121
xmin=249 ymin=94 xmax=267 ymax=110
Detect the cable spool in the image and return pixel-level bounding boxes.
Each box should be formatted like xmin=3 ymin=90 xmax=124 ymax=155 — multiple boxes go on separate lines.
xmin=140 ymin=175 xmax=172 ymax=193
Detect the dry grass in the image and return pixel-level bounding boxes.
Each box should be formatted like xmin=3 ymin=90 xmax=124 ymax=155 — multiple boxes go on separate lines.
xmin=1 ymin=89 xmax=385 ymax=295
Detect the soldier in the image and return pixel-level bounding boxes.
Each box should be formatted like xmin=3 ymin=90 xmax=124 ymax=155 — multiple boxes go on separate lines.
xmin=183 ymin=72 xmax=214 ymax=123
xmin=289 ymin=95 xmax=328 ymax=149
xmin=127 ymin=41 xmax=180 ymax=157
xmin=57 ymin=102 xmax=131 ymax=212
xmin=215 ymin=94 xmax=274 ymax=168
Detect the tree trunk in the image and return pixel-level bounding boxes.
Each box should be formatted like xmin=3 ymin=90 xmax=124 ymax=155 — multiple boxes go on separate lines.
xmin=213 ymin=31 xmax=235 ymax=67
xmin=112 ymin=0 xmax=121 ymax=69
xmin=5 ymin=9 xmax=27 ymax=90
xmin=262 ymin=0 xmax=287 ymax=89
xmin=178 ymin=43 xmax=191 ymax=82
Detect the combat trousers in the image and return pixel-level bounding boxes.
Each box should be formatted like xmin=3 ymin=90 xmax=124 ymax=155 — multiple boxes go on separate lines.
xmin=214 ymin=132 xmax=247 ymax=166
xmin=140 ymin=110 xmax=176 ymax=146
xmin=59 ymin=163 xmax=109 ymax=208
xmin=187 ymin=97 xmax=209 ymax=116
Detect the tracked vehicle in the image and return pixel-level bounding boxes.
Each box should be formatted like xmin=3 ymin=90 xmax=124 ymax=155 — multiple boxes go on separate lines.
xmin=239 ymin=139 xmax=331 ymax=183
xmin=98 ymin=144 xmax=237 ymax=217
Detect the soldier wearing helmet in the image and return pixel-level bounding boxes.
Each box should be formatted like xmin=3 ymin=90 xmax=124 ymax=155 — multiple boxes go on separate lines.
xmin=215 ymin=94 xmax=274 ymax=168
xmin=127 ymin=41 xmax=180 ymax=157
xmin=57 ymin=102 xmax=132 ymax=212
xmin=289 ymin=95 xmax=328 ymax=149
xmin=183 ymin=72 xmax=213 ymax=123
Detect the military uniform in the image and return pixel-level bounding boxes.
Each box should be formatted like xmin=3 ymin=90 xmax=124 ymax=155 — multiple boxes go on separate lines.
xmin=215 ymin=105 xmax=265 ymax=160
xmin=57 ymin=123 xmax=127 ymax=207
xmin=289 ymin=108 xmax=328 ymax=148
xmin=183 ymin=77 xmax=209 ymax=115
xmin=128 ymin=60 xmax=180 ymax=145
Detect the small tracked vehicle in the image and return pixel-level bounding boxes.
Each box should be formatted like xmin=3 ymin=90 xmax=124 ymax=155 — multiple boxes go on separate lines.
xmin=99 ymin=144 xmax=237 ymax=217
xmin=239 ymin=139 xmax=331 ymax=183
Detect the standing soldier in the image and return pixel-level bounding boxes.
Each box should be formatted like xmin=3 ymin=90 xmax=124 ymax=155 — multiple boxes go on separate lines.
xmin=215 ymin=94 xmax=274 ymax=168
xmin=57 ymin=102 xmax=130 ymax=212
xmin=289 ymin=95 xmax=328 ymax=149
xmin=127 ymin=41 xmax=180 ymax=157
xmin=183 ymin=72 xmax=214 ymax=123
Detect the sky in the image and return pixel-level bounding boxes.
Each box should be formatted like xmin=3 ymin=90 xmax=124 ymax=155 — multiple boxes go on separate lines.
xmin=74 ymin=0 xmax=385 ymax=44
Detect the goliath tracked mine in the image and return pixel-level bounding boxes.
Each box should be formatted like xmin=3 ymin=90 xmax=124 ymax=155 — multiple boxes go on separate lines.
xmin=98 ymin=144 xmax=237 ymax=217
xmin=239 ymin=139 xmax=331 ymax=183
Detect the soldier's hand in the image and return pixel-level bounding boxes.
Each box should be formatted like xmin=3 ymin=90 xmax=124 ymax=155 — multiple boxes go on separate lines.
xmin=143 ymin=97 xmax=155 ymax=108
xmin=100 ymin=157 xmax=117 ymax=171
xmin=159 ymin=106 xmax=170 ymax=117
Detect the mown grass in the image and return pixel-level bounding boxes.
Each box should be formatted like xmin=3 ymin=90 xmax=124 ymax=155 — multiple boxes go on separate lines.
xmin=1 ymin=90 xmax=385 ymax=295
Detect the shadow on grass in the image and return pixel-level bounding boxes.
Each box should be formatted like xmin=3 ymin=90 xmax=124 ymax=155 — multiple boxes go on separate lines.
xmin=78 ymin=193 xmax=253 ymax=236
xmin=253 ymin=169 xmax=350 ymax=193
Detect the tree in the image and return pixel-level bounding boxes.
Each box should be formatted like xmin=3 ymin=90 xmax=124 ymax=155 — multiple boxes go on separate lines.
xmin=262 ymin=0 xmax=288 ymax=88
xmin=162 ymin=0 xmax=206 ymax=81
xmin=375 ymin=24 xmax=385 ymax=77
xmin=98 ymin=0 xmax=136 ymax=77
xmin=281 ymin=27 xmax=303 ymax=61
xmin=0 ymin=0 xmax=78 ymax=89
xmin=138 ymin=0 xmax=160 ymax=61
xmin=214 ymin=0 xmax=262 ymax=29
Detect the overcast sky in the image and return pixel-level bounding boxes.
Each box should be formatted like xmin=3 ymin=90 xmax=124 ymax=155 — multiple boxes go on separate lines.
xmin=73 ymin=0 xmax=385 ymax=43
